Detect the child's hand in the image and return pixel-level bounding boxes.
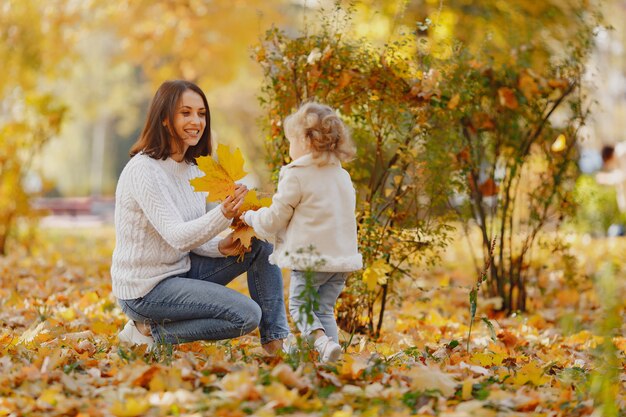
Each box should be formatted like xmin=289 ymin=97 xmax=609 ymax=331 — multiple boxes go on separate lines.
xmin=239 ymin=212 xmax=248 ymax=226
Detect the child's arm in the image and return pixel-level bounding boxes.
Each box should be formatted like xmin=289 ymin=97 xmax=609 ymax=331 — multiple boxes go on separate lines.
xmin=243 ymin=169 xmax=301 ymax=238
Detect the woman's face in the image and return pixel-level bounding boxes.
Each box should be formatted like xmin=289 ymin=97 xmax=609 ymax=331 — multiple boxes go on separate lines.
xmin=166 ymin=89 xmax=206 ymax=156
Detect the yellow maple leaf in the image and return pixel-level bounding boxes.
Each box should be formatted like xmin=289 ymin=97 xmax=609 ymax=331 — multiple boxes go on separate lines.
xmin=241 ymin=189 xmax=272 ymax=212
xmin=471 ymin=351 xmax=505 ymax=367
xmin=190 ymin=146 xmax=272 ymax=259
xmin=362 ymin=259 xmax=392 ymax=292
xmin=216 ymin=144 xmax=247 ymax=181
xmin=510 ymin=361 xmax=550 ymax=387
xmin=231 ymin=218 xmax=257 ymax=249
xmin=190 ymin=144 xmax=248 ymax=202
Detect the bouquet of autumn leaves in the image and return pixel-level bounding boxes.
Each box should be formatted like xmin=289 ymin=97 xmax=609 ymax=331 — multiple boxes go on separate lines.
xmin=190 ymin=144 xmax=271 ymax=259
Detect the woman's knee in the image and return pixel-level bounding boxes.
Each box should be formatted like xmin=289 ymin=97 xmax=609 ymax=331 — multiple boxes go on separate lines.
xmin=239 ymin=300 xmax=262 ymax=334
xmin=250 ymin=239 xmax=273 ymax=257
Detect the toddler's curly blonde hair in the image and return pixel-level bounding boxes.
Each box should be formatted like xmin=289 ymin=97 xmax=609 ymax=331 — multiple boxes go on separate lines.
xmin=284 ymin=102 xmax=356 ymax=163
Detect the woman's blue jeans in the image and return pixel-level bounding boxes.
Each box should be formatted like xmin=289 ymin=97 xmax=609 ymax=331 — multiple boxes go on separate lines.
xmin=118 ymin=240 xmax=290 ymax=345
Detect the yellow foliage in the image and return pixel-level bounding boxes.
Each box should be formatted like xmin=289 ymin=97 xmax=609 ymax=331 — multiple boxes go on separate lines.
xmin=362 ymin=259 xmax=392 ymax=291
xmin=470 ymin=351 xmax=505 ymax=367
xmin=551 ymin=134 xmax=567 ymax=153
xmin=509 ymin=362 xmax=550 ymax=387
xmin=110 ymin=397 xmax=151 ymax=417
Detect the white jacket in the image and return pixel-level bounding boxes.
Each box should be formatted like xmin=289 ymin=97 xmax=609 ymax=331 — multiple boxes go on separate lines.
xmin=244 ymin=153 xmax=362 ymax=272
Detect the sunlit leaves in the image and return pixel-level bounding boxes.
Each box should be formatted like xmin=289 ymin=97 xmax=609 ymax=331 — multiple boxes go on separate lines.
xmin=98 ymin=0 xmax=285 ymax=90
xmin=110 ymin=397 xmax=151 ymax=417
xmin=362 ymin=259 xmax=392 ymax=292
xmin=191 ymin=144 xmax=248 ymax=202
xmin=551 ymin=134 xmax=567 ymax=153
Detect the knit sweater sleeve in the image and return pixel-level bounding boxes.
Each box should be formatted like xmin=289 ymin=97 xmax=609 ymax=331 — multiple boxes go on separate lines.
xmin=191 ymin=237 xmax=225 ymax=257
xmin=128 ymin=162 xmax=232 ymax=252
xmin=244 ymin=168 xmax=301 ymax=238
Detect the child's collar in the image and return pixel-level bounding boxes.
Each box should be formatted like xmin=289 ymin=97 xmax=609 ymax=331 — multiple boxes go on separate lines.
xmin=286 ymin=153 xmax=340 ymax=168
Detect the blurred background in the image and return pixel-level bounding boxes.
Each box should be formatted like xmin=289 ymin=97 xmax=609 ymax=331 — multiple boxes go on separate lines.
xmin=1 ymin=0 xmax=625 ymax=237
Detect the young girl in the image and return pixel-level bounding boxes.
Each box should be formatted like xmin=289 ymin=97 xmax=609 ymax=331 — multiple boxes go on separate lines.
xmin=243 ymin=102 xmax=362 ymax=362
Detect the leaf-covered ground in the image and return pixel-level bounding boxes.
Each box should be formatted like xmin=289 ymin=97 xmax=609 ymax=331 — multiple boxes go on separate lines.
xmin=0 ymin=227 xmax=624 ymax=416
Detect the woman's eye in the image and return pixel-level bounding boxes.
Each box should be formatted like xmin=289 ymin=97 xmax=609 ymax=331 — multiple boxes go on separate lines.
xmin=182 ymin=112 xmax=190 ymax=116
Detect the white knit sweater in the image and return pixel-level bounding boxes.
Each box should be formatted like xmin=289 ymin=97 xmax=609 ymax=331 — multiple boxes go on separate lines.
xmin=111 ymin=153 xmax=231 ymax=300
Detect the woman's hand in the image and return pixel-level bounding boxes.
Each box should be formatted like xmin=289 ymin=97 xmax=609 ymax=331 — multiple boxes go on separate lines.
xmin=218 ymin=232 xmax=251 ymax=256
xmin=221 ymin=184 xmax=248 ymax=219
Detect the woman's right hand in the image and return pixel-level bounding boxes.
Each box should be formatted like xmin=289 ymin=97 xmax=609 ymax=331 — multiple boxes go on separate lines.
xmin=221 ymin=184 xmax=248 ymax=219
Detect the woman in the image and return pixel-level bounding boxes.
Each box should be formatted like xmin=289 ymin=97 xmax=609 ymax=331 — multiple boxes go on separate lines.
xmin=111 ymin=80 xmax=289 ymax=353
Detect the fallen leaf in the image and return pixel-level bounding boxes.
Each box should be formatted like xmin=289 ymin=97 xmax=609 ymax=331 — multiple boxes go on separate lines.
xmin=407 ymin=364 xmax=458 ymax=396
xmin=110 ymin=397 xmax=151 ymax=417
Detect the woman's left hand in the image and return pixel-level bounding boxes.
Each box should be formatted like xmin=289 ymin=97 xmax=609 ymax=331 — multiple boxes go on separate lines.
xmin=218 ymin=232 xmax=251 ymax=256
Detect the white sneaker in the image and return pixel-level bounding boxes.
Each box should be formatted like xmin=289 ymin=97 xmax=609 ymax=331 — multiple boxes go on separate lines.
xmin=118 ymin=320 xmax=155 ymax=348
xmin=282 ymin=334 xmax=298 ymax=354
xmin=314 ymin=335 xmax=342 ymax=363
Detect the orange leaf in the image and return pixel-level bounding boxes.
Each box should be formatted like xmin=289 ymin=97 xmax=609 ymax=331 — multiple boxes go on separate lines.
xmin=471 ymin=112 xmax=495 ymax=131
xmin=518 ymin=73 xmax=539 ymax=100
xmin=132 ymin=365 xmax=161 ymax=388
xmin=479 ymin=178 xmax=499 ymax=197
xmin=548 ymin=78 xmax=569 ymax=89
xmin=447 ymin=93 xmax=460 ymax=109
xmin=336 ymin=70 xmax=353 ymax=90
xmin=498 ymin=87 xmax=518 ymax=109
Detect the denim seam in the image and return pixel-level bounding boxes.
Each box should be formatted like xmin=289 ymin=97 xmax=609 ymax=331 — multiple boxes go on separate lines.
xmin=260 ymin=331 xmax=290 ymax=345
xmin=197 ymin=258 xmax=240 ymax=281
xmin=176 ymin=322 xmax=250 ymax=341
xmin=136 ymin=299 xmax=248 ymax=327
xmin=120 ymin=299 xmax=151 ymax=321
xmin=247 ymin=242 xmax=274 ymax=342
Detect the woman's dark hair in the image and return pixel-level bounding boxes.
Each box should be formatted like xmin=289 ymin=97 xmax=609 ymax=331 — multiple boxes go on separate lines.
xmin=130 ymin=80 xmax=211 ymax=164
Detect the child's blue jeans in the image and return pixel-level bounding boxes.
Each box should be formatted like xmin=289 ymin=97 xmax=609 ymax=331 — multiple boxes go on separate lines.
xmin=118 ymin=240 xmax=290 ymax=345
xmin=288 ymin=270 xmax=347 ymax=343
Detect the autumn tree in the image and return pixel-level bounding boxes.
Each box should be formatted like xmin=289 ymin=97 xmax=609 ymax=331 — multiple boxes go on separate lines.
xmin=0 ymin=0 xmax=78 ymax=254
xmin=419 ymin=1 xmax=599 ymax=312
xmin=256 ymin=7 xmax=453 ymax=336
